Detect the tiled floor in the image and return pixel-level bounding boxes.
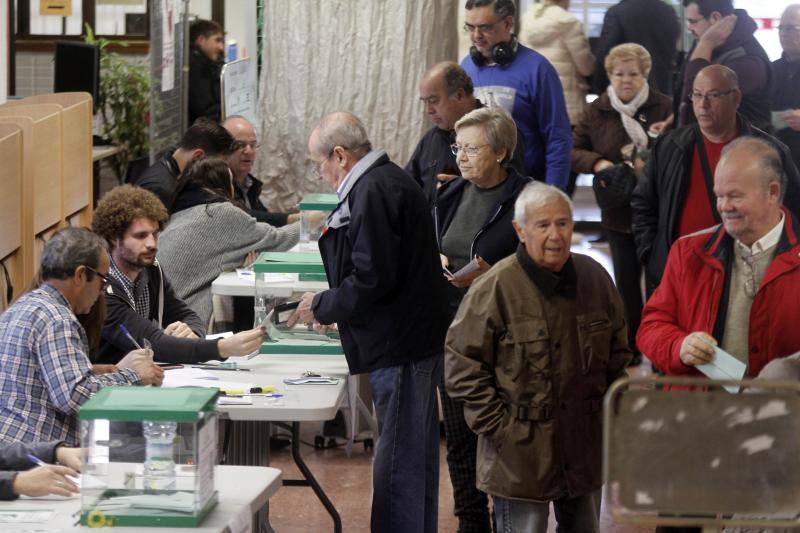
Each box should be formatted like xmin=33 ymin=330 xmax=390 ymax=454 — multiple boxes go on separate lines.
xmin=266 ymin=356 xmax=655 ymax=532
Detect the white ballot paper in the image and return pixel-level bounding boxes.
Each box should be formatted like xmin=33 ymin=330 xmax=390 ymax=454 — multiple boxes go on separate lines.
xmin=696 ymin=346 xmax=747 ymax=393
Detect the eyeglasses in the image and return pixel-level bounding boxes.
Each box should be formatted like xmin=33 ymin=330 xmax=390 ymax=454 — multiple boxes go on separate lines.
xmin=232 ymin=140 xmax=261 ymax=151
xmin=690 ymin=89 xmax=735 ymax=103
xmin=84 ymin=265 xmax=111 ymax=289
xmin=312 ymin=149 xmax=335 ymax=178
xmin=463 ymin=20 xmax=501 ymax=33
xmin=451 ymin=143 xmax=489 ymax=157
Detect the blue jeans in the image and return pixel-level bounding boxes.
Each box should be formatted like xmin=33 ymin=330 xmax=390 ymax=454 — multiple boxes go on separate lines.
xmin=369 ymin=353 xmax=441 ymax=533
xmin=494 ymin=489 xmax=601 ymax=533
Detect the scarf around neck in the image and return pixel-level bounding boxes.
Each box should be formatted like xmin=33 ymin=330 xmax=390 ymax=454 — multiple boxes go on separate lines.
xmin=607 ymin=83 xmax=650 ymax=153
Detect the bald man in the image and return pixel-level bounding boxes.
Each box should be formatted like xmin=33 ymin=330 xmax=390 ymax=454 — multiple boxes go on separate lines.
xmin=222 ymin=116 xmax=299 ymax=227
xmin=290 ymin=112 xmax=449 ymax=532
xmin=405 ymin=61 xmax=525 ymax=204
xmin=639 ymin=136 xmax=800 ymax=386
xmin=632 ymin=64 xmax=800 ymax=290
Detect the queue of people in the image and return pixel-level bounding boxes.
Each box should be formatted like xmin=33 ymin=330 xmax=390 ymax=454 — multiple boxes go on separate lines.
xmin=0 ymin=0 xmax=799 ymax=528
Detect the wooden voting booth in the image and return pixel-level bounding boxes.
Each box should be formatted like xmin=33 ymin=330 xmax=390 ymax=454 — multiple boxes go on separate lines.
xmin=0 ymin=92 xmax=93 ymax=308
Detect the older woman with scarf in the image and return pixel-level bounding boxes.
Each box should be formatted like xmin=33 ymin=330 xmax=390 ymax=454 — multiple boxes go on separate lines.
xmin=572 ymin=43 xmax=672 ymax=365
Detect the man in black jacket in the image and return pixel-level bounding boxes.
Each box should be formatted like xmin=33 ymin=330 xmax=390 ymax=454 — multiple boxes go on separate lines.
xmin=593 ymin=0 xmax=680 ymax=97
xmin=677 ymin=0 xmax=772 ymax=130
xmin=92 ymin=186 xmax=265 ymax=364
xmin=223 ymin=115 xmax=298 ymax=226
xmin=188 ymin=19 xmax=224 ymax=124
xmin=290 ymin=112 xmax=449 ymax=533
xmin=132 ymin=118 xmax=235 ymax=210
xmin=632 ymin=65 xmax=800 ymax=290
xmin=773 ymin=5 xmax=800 ymax=170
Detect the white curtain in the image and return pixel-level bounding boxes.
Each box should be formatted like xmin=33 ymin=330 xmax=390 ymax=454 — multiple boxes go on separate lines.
xmin=255 ymin=0 xmax=459 ymax=210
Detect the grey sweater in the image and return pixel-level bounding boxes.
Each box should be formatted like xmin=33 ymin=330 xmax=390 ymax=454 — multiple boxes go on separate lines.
xmin=157 ymin=202 xmax=300 ymax=325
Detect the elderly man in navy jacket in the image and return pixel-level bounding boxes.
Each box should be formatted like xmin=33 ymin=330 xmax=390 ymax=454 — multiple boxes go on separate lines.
xmin=290 ymin=111 xmax=450 ymax=533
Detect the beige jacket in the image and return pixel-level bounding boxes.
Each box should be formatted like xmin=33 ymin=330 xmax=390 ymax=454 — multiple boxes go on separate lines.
xmin=445 ymin=250 xmax=631 ymax=502
xmin=520 ymin=3 xmax=595 ymax=125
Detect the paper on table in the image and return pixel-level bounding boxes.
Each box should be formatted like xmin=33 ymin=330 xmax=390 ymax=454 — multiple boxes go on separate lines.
xmin=217 ymin=395 xmax=253 ymax=405
xmin=163 ymin=374 xmax=258 ymax=390
xmin=696 ymin=346 xmax=747 ymax=393
xmin=0 ymin=509 xmax=54 ymax=522
xmin=164 ymin=367 xmax=219 ymax=381
xmin=262 ymin=272 xmax=295 ymax=283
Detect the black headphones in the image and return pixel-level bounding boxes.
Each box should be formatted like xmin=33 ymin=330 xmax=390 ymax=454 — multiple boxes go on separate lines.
xmin=469 ymin=36 xmax=518 ymax=67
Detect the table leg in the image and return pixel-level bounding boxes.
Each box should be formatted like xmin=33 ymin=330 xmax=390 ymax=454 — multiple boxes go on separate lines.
xmin=283 ymin=421 xmax=343 ymax=533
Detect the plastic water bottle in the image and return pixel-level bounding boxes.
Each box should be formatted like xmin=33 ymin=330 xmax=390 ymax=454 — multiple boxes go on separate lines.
xmin=142 ymin=421 xmax=177 ymax=491
xmin=227 ymin=40 xmax=238 ymax=62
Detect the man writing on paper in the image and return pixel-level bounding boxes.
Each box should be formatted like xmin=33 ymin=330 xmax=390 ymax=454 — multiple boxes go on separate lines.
xmin=0 ymin=228 xmax=163 ymax=446
xmin=92 ymin=185 xmax=264 ymax=365
xmin=638 ymin=137 xmax=800 ymax=384
xmin=290 ymin=112 xmax=450 ymax=532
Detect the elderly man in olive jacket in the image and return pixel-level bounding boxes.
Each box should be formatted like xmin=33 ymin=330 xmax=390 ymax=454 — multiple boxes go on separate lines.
xmin=445 ymin=182 xmax=631 ymax=533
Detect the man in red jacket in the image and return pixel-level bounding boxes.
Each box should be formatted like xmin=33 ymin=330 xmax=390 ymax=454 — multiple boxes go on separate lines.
xmin=638 ymin=136 xmax=800 ymax=380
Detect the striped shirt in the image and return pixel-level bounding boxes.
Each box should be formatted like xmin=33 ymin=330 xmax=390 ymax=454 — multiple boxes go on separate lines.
xmin=0 ymin=284 xmax=140 ymax=445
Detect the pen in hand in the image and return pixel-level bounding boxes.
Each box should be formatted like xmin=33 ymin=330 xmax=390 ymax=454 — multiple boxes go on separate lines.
xmin=119 ymin=324 xmax=142 ymax=350
xmin=26 ymin=453 xmax=81 ymax=488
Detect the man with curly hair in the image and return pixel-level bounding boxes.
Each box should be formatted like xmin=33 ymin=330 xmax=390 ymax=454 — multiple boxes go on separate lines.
xmin=91 ymin=185 xmax=265 ymax=364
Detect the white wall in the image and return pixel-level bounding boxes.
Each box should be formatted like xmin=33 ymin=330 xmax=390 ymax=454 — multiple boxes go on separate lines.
xmin=224 ymin=0 xmax=256 ymax=62
xmin=1 ymin=3 xmax=7 ymax=103
xmin=187 ymin=0 xmax=212 ymax=20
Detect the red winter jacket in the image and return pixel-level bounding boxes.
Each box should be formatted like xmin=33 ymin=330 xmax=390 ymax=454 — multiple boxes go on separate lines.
xmin=638 ymin=208 xmax=800 ymax=378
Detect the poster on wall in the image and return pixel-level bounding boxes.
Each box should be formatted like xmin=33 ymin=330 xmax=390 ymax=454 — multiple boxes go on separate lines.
xmin=221 ymin=58 xmax=258 ymax=128
xmin=40 ymin=0 xmax=72 ymax=16
xmin=160 ymin=0 xmax=176 ymax=92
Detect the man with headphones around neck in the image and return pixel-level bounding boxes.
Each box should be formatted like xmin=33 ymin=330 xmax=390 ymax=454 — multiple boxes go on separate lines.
xmin=461 ymin=0 xmax=573 ymax=191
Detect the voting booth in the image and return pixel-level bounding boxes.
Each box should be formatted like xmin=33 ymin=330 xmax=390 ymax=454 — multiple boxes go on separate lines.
xmin=605 ymin=376 xmax=800 ymax=530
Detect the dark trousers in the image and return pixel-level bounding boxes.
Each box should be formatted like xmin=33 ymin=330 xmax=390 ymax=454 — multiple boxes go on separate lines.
xmin=439 ymin=371 xmax=492 ymax=533
xmin=606 ymin=228 xmax=643 ymax=353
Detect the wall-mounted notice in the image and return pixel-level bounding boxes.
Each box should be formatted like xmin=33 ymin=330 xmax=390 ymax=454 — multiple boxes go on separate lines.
xmin=221 ymin=57 xmax=258 ymax=127
xmin=40 ymin=0 xmax=72 ymax=16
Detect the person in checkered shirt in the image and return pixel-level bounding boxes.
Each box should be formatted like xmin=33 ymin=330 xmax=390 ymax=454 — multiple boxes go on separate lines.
xmin=0 ymin=228 xmax=163 ymax=446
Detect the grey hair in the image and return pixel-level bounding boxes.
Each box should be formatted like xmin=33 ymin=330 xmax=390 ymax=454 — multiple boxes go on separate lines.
xmin=40 ymin=227 xmax=108 ymax=281
xmin=513 ymin=182 xmax=573 ymax=225
xmin=311 ymin=111 xmax=373 ymax=159
xmin=454 ymin=107 xmax=517 ymax=164
xmin=720 ymin=136 xmax=786 ymax=200
xmin=465 ymin=0 xmax=516 ymax=19
xmin=696 ymin=64 xmax=740 ymax=91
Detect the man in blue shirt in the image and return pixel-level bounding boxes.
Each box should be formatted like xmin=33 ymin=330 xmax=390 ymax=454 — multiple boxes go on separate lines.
xmin=461 ymin=0 xmax=572 ymax=190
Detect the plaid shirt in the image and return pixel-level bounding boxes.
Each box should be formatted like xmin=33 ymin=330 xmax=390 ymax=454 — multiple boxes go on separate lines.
xmin=0 ymin=284 xmax=140 ymax=446
xmin=109 ymin=258 xmax=151 ymax=320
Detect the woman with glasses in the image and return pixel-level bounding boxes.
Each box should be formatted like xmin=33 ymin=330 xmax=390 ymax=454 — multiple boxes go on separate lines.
xmin=157 ymin=157 xmax=299 ymax=327
xmin=572 ymin=43 xmax=672 ymax=366
xmin=434 ymin=106 xmax=530 ymax=532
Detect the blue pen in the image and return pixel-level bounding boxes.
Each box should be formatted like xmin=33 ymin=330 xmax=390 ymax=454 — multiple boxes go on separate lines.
xmin=26 ymin=453 xmax=47 ymax=467
xmin=119 ymin=324 xmax=143 ymax=350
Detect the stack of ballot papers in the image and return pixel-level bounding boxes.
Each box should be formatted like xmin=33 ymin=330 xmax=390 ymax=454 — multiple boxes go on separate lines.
xmin=92 ymin=491 xmax=196 ymax=514
xmin=162 ymin=367 xmax=257 ymax=392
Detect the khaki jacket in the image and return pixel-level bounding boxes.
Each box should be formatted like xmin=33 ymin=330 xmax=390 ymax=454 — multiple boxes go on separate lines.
xmin=445 ymin=251 xmax=630 ymax=502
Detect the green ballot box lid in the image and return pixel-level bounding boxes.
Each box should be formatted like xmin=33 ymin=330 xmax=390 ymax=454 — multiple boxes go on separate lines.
xmin=299 ymin=193 xmax=339 ymax=211
xmin=253 ymin=251 xmax=326 ymax=274
xmin=80 ymin=387 xmax=218 ymax=422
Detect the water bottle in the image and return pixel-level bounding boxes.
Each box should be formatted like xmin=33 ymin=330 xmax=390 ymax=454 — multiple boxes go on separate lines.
xmin=142 ymin=421 xmax=177 ymax=491
xmin=227 ymin=40 xmax=238 ymax=62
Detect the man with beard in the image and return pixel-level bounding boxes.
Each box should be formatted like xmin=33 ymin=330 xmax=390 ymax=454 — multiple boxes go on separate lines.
xmin=91 ymin=185 xmax=264 ymax=364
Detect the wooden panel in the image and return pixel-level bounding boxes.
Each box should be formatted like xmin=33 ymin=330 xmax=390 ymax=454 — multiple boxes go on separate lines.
xmin=0 ymin=104 xmax=63 ymax=234
xmin=0 ymin=125 xmax=22 ymax=259
xmin=12 ymin=93 xmax=93 ymax=218
xmin=0 ymin=116 xmax=35 ymax=283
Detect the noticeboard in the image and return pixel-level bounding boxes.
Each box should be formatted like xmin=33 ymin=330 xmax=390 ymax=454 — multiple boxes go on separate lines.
xmin=221 ymin=57 xmax=258 ymax=127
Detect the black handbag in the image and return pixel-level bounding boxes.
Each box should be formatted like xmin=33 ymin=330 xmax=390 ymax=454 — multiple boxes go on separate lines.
xmin=592 ymin=163 xmax=637 ymax=211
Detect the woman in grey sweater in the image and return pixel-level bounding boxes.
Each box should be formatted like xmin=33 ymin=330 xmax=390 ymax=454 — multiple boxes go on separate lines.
xmin=157 ymin=158 xmax=300 ymax=325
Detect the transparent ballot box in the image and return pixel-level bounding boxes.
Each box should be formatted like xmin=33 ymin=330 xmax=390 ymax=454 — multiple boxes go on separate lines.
xmin=79 ymin=387 xmax=219 ymax=527
xmin=252 ymin=251 xmax=327 ymax=327
xmin=604 ymin=376 xmax=800 ymax=530
xmin=298 ymin=193 xmax=338 ymax=251
xmin=261 ymin=306 xmax=343 ymax=355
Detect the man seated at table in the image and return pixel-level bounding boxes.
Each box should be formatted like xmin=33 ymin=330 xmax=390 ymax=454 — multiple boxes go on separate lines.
xmin=132 ymin=118 xmax=235 ymax=210
xmin=223 ymin=115 xmax=300 ymax=227
xmin=638 ymin=137 xmax=800 ymax=383
xmin=0 ymin=228 xmax=163 ymax=446
xmin=0 ymin=441 xmax=81 ymax=500
xmin=91 ymin=185 xmax=265 ymax=364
